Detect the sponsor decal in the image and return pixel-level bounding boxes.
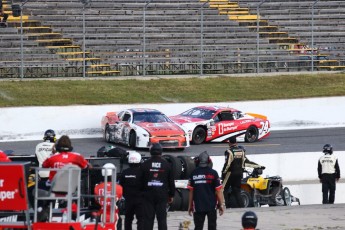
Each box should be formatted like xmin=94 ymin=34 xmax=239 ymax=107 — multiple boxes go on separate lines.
xmin=0 ymin=164 xmax=28 ymax=211
xmin=0 ymin=215 xmax=18 ymax=222
xmin=240 ymin=120 xmax=251 ymax=124
xmin=217 ymin=123 xmax=236 ymax=135
xmin=142 ymin=123 xmax=178 ymax=131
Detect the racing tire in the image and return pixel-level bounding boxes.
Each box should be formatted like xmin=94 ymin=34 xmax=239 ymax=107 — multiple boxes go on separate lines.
xmin=282 ymin=187 xmax=292 ymax=206
xmin=245 ymin=126 xmax=259 ymax=143
xmin=163 ymin=155 xmax=183 ymax=180
xmin=177 ymin=156 xmax=195 ymax=179
xmin=192 ymin=126 xmax=206 ymax=145
xmin=241 ymin=190 xmax=253 ymax=208
xmin=169 ymin=189 xmax=182 ymax=211
xmin=180 ymin=188 xmax=190 ymax=211
xmin=105 ymin=125 xmax=111 ymax=143
xmin=129 ymin=131 xmax=136 ymax=149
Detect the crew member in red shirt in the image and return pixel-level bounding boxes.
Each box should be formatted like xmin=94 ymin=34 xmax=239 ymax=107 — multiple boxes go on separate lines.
xmin=94 ymin=163 xmax=123 ymax=225
xmin=0 ymin=150 xmax=11 ymax=162
xmin=41 ymin=135 xmax=89 ymax=189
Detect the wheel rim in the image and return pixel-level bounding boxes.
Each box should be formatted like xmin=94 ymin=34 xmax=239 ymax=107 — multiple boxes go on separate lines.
xmin=246 ymin=126 xmax=258 ymax=142
xmin=193 ymin=128 xmax=206 ymax=144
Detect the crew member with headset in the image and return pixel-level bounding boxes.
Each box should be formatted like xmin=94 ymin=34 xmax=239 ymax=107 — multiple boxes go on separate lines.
xmin=221 ymin=136 xmax=263 ymax=208
xmin=188 ymin=151 xmax=224 ymax=230
xmin=119 ymin=151 xmax=144 ymax=230
xmin=41 ymin=135 xmax=90 ymax=190
xmin=318 ymin=144 xmax=341 ymax=204
xmin=35 ymin=129 xmax=56 ymax=181
xmin=94 ymin=163 xmax=123 ymax=227
xmin=141 ymin=143 xmax=175 ymax=230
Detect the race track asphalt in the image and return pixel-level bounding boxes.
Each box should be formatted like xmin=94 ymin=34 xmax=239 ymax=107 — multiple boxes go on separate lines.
xmin=148 ymin=203 xmax=345 ymax=230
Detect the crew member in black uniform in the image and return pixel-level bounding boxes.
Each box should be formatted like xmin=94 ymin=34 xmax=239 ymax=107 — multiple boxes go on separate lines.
xmin=141 ymin=143 xmax=175 ymax=230
xmin=188 ymin=151 xmax=224 ymax=230
xmin=221 ymin=136 xmax=263 ymax=208
xmin=318 ymin=144 xmax=341 ymax=204
xmin=119 ymin=151 xmax=144 ymax=230
xmin=242 ymin=211 xmax=258 ymax=230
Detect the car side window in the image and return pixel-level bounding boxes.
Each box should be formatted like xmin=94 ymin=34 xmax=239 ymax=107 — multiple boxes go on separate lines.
xmin=233 ymin=111 xmax=243 ymax=119
xmin=214 ymin=114 xmax=220 ymax=122
xmin=219 ymin=112 xmax=234 ymax=121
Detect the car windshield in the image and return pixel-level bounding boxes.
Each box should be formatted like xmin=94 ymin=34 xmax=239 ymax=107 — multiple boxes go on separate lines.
xmin=180 ymin=108 xmax=215 ymax=119
xmin=133 ymin=112 xmax=170 ymax=123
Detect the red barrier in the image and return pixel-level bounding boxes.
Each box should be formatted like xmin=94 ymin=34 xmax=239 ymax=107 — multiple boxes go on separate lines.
xmin=0 ymin=162 xmax=31 ymax=229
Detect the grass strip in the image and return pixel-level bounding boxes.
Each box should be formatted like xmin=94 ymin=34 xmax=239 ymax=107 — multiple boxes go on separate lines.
xmin=0 ymin=73 xmax=344 ymax=107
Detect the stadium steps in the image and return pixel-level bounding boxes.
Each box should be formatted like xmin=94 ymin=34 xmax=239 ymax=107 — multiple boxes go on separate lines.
xmin=49 ymin=46 xmax=120 ymax=75
xmin=1 ymin=7 xmax=120 ymax=77
xmin=205 ymin=0 xmax=345 ymax=69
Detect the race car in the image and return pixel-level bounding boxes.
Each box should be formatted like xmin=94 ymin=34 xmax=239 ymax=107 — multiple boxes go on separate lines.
xmin=169 ymin=105 xmax=270 ymax=144
xmin=101 ymin=108 xmax=189 ymax=150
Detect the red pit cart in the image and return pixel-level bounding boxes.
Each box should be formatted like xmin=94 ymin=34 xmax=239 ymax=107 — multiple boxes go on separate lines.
xmin=0 ymin=162 xmax=118 ymax=230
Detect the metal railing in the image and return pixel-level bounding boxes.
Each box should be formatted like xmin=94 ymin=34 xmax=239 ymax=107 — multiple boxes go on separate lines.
xmin=1 ymin=0 xmax=345 ymax=78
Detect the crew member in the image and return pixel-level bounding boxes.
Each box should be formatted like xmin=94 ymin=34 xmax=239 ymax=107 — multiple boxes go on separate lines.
xmin=35 ymin=129 xmax=56 ymax=180
xmin=141 ymin=143 xmax=175 ymax=230
xmin=318 ymin=144 xmax=340 ymax=204
xmin=94 ymin=163 xmax=123 ymax=226
xmin=42 ymin=135 xmax=90 ymax=190
xmin=188 ymin=151 xmax=224 ymax=230
xmin=242 ymin=211 xmax=258 ymax=230
xmin=221 ymin=136 xmax=263 ymax=208
xmin=119 ymin=151 xmax=144 ymax=230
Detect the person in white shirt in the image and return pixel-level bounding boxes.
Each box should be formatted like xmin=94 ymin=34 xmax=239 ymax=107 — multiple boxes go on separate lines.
xmin=35 ymin=129 xmax=56 ymax=179
xmin=318 ymin=144 xmax=341 ymax=204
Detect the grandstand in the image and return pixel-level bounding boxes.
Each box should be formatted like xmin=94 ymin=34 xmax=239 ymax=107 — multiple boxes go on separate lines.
xmin=0 ymin=0 xmax=345 ymax=78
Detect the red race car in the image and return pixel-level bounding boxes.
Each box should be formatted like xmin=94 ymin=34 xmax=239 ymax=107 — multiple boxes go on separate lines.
xmin=169 ymin=105 xmax=270 ymax=144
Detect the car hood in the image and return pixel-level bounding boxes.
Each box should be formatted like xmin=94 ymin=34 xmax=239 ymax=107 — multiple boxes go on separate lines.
xmin=136 ymin=122 xmax=185 ymax=135
xmin=169 ymin=115 xmax=206 ymax=124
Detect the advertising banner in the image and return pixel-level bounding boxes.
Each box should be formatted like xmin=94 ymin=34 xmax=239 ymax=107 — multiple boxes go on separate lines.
xmin=0 ymin=163 xmax=28 ymax=211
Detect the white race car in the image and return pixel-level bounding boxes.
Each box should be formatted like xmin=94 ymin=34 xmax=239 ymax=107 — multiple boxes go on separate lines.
xmin=101 ymin=108 xmax=190 ymax=150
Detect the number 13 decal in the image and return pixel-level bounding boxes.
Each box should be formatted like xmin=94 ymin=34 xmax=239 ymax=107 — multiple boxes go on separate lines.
xmin=218 ymin=123 xmax=224 ymax=135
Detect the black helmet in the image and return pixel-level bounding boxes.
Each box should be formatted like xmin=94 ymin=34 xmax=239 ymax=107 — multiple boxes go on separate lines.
xmin=323 ymin=144 xmax=333 ymax=154
xmin=228 ymin=136 xmax=237 ymax=145
xmin=150 ymin=143 xmax=162 ymax=156
xmin=195 ymin=151 xmax=210 ymax=167
xmin=242 ymin=211 xmax=258 ymax=229
xmin=44 ymin=129 xmax=56 ymax=142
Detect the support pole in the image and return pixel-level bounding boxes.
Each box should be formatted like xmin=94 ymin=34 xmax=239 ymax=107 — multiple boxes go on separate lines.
xmin=143 ymin=0 xmax=152 ymax=77
xmin=311 ymin=0 xmax=319 ymax=73
xmin=256 ymin=0 xmax=266 ymax=74
xmin=200 ymin=2 xmax=207 ymax=75
xmin=83 ymin=4 xmax=86 ymax=78
xmin=20 ymin=8 xmax=23 ymax=79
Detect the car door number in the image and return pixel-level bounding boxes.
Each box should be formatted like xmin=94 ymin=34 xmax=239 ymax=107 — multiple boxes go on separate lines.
xmin=218 ymin=123 xmax=224 ymax=135
xmin=260 ymin=121 xmax=269 ymax=134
